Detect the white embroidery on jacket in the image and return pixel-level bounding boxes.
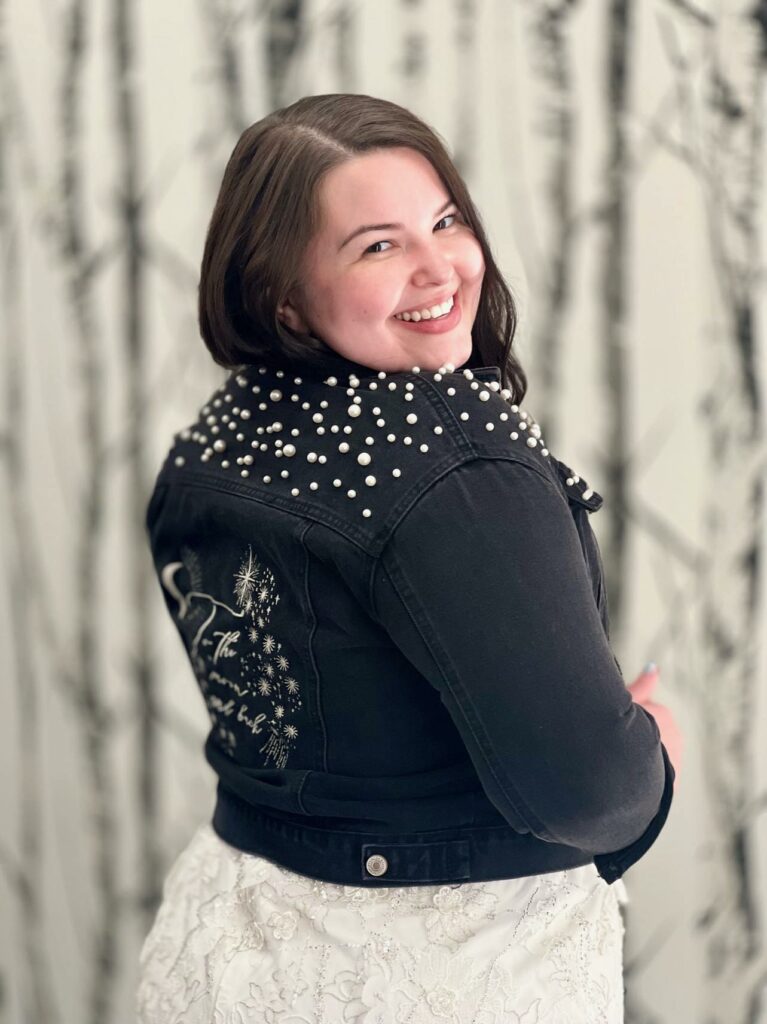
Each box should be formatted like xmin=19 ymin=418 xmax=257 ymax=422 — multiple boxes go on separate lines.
xmin=159 ymin=544 xmax=302 ymax=767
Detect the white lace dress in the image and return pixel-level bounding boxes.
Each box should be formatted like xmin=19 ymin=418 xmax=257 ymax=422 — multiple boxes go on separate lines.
xmin=136 ymin=821 xmax=630 ymax=1023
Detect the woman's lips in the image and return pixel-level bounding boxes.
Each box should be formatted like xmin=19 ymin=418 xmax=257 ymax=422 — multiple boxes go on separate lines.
xmin=392 ymin=292 xmax=461 ymax=333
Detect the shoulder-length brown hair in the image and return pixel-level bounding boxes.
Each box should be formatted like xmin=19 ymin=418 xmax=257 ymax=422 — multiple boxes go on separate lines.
xmin=198 ymin=93 xmax=527 ymax=403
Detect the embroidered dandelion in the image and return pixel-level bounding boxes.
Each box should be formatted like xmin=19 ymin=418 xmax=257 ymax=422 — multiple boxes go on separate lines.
xmin=234 ymin=547 xmax=259 ymax=610
xmin=160 ymin=541 xmax=304 ymax=769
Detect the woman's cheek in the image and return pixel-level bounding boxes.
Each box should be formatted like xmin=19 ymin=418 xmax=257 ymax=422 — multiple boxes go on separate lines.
xmin=464 ymin=236 xmax=485 ymax=279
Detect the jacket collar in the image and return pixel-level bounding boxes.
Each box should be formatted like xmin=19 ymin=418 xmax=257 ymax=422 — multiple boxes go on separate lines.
xmin=247 ymin=338 xmax=502 ymax=386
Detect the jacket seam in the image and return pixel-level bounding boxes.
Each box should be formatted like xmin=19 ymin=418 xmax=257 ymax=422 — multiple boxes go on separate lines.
xmin=152 ymin=466 xmax=376 ymax=552
xmin=153 ymin=452 xmax=568 ymax=558
xmin=218 ymin=784 xmax=546 ymax=839
xmin=295 ymin=770 xmax=312 ymax=815
xmin=300 ymin=521 xmax=329 ymax=772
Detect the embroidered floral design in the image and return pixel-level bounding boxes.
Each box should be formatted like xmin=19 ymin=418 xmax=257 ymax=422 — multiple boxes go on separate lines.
xmin=137 ymin=824 xmax=629 ymax=1023
xmin=159 ymin=544 xmax=302 ymax=766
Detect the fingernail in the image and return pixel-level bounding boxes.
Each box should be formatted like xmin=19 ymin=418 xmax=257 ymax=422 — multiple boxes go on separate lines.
xmin=643 ymin=661 xmax=658 ymax=674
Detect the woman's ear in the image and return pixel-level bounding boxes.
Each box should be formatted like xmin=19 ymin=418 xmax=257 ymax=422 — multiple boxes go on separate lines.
xmin=277 ymin=291 xmax=309 ymax=333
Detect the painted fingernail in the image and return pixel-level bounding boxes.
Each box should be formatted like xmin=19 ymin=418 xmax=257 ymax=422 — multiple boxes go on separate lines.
xmin=643 ymin=661 xmax=658 ymax=674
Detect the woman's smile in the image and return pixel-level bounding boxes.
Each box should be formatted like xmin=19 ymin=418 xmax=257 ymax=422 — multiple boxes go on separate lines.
xmin=391 ymin=290 xmax=461 ymax=333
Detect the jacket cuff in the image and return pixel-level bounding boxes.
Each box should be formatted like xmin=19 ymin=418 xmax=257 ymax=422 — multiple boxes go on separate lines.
xmin=593 ymin=742 xmax=676 ymax=885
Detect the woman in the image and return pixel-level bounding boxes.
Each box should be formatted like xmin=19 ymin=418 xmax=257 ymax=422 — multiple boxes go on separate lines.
xmin=137 ymin=93 xmax=682 ymax=1023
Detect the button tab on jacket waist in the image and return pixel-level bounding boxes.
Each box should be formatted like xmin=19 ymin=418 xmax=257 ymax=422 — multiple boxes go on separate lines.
xmin=361 ymin=839 xmax=471 ymax=883
xmin=364 ymin=853 xmax=389 ymax=877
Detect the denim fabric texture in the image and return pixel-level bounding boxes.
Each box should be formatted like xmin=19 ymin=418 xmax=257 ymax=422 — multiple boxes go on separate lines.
xmin=145 ymin=346 xmax=674 ymax=888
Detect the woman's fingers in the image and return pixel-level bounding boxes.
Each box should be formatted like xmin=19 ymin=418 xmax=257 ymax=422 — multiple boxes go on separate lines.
xmin=627 ymin=663 xmax=660 ymax=703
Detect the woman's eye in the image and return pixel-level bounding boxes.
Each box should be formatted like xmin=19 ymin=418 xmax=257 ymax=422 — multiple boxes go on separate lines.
xmin=435 ymin=213 xmax=458 ymax=230
xmin=363 ymin=212 xmax=459 ymax=255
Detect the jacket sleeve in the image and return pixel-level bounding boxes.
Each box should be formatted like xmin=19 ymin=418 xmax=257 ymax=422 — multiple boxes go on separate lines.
xmin=371 ymin=456 xmax=675 ymax=874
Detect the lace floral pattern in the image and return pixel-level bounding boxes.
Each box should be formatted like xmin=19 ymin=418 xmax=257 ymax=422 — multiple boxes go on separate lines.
xmin=136 ymin=823 xmax=629 ymax=1023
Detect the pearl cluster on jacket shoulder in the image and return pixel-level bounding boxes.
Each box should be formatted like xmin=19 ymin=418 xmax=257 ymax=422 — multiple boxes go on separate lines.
xmin=170 ymin=361 xmax=593 ymax=519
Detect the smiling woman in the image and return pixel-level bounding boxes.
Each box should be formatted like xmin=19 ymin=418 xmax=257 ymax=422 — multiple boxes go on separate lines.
xmin=138 ymin=92 xmax=677 ymax=1024
xmin=196 ymin=92 xmax=528 ymax=400
xmin=274 ymin=146 xmax=484 ymax=372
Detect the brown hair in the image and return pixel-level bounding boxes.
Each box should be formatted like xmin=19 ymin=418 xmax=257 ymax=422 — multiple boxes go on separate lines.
xmin=198 ymin=93 xmax=527 ymax=402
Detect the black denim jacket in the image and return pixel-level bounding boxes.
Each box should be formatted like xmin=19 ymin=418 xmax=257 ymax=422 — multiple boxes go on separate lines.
xmin=145 ymin=345 xmax=675 ymax=888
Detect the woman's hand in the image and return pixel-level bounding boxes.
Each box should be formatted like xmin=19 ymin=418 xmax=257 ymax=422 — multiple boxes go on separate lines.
xmin=627 ymin=663 xmax=683 ymax=794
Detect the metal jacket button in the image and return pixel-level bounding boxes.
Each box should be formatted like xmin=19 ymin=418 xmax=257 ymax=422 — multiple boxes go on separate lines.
xmin=365 ymin=853 xmax=388 ymax=877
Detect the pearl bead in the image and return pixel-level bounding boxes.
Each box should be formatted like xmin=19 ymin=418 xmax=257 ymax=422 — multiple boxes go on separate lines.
xmin=166 ymin=362 xmax=589 ymax=527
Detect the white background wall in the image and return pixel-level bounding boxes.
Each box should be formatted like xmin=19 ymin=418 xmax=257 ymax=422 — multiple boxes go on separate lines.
xmin=2 ymin=1 xmax=766 ymax=1022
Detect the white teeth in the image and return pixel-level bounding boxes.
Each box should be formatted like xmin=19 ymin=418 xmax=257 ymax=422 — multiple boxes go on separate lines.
xmin=395 ymin=294 xmax=454 ymax=322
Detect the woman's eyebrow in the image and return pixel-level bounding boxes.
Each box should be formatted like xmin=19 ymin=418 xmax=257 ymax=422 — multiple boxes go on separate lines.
xmin=338 ymin=198 xmax=454 ymax=251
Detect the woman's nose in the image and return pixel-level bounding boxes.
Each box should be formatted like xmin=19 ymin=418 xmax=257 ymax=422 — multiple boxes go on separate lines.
xmin=410 ymin=247 xmax=454 ymax=286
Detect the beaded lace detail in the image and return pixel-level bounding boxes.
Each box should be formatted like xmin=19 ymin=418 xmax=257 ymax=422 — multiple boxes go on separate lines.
xmin=137 ymin=823 xmax=629 ymax=1023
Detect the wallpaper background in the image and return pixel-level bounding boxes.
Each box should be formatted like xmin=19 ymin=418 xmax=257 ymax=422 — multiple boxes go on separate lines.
xmin=2 ymin=1 xmax=766 ymax=1022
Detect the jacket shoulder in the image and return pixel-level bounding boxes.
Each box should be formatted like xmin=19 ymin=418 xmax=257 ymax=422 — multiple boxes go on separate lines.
xmin=153 ymin=364 xmax=602 ymax=552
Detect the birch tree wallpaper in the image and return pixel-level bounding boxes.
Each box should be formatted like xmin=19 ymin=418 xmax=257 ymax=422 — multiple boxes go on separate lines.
xmin=2 ymin=0 xmax=766 ymax=1022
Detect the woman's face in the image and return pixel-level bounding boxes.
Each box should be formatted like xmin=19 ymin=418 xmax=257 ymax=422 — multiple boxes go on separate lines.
xmin=278 ymin=147 xmax=486 ymax=373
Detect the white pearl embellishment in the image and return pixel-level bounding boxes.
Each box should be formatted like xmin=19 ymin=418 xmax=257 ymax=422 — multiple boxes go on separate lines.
xmin=164 ymin=363 xmax=599 ymax=521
